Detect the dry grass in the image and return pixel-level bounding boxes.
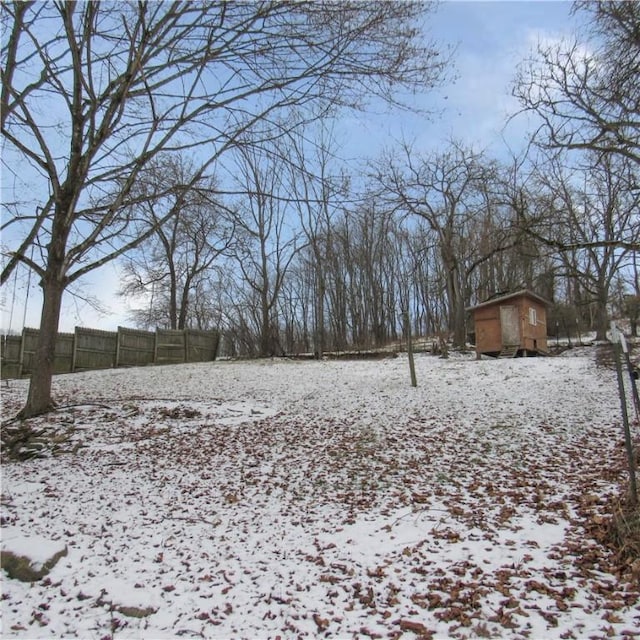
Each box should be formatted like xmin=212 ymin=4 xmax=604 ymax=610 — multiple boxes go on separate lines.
xmin=605 ymin=493 xmax=640 ymax=584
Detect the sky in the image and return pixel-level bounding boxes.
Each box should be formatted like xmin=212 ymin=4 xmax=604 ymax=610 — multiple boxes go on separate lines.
xmin=338 ymin=0 xmax=580 ymax=161
xmin=0 ymin=1 xmax=580 ymax=335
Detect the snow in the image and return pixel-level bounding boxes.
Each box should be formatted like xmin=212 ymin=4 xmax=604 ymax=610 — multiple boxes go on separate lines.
xmin=1 ymin=349 xmax=639 ymax=639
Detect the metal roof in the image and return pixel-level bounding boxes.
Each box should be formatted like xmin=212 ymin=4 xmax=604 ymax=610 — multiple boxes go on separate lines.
xmin=466 ymin=289 xmax=551 ymax=312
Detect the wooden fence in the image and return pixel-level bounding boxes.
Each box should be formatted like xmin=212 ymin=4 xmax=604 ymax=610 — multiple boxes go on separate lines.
xmin=1 ymin=326 xmax=220 ymax=379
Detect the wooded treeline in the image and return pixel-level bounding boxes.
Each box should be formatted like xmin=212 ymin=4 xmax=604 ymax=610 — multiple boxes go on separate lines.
xmin=120 ymin=134 xmax=640 ymax=357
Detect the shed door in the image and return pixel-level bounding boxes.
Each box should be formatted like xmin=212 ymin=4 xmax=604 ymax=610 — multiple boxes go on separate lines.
xmin=500 ymin=305 xmax=520 ymax=346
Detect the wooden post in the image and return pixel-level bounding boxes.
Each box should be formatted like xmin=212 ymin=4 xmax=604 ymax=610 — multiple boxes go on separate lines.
xmin=115 ymin=326 xmax=122 ymax=368
xmin=404 ymin=311 xmax=417 ymax=388
xmin=71 ymin=327 xmax=79 ymax=373
xmin=612 ymin=324 xmax=638 ymax=506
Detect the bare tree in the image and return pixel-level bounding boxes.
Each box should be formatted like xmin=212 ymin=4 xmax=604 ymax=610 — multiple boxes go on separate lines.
xmin=512 ymin=1 xmax=640 ymax=339
xmin=376 ymin=141 xmax=499 ymax=348
xmin=514 ymin=1 xmax=640 ymax=166
xmin=287 ymin=120 xmax=348 ymax=357
xmin=529 ymin=152 xmax=640 ymax=340
xmin=464 ymin=156 xmax=556 ymax=304
xmin=312 ymin=201 xmax=403 ymax=349
xmin=228 ymin=138 xmax=307 ymax=357
xmin=0 ymin=1 xmax=447 ymax=416
xmin=119 ymin=157 xmax=234 ymax=330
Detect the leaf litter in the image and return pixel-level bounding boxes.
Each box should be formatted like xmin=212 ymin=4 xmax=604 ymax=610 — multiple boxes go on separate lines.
xmin=1 ymin=349 xmax=639 ymax=639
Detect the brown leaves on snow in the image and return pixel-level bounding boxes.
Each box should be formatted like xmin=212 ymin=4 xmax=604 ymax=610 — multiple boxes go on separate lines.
xmin=2 ymin=379 xmax=639 ymax=638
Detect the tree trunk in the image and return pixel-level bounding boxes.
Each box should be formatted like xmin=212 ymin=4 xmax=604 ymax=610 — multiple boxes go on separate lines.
xmin=178 ymin=276 xmax=192 ymax=330
xmin=168 ymin=263 xmax=178 ymax=330
xmin=315 ymin=271 xmax=326 ymax=358
xmin=594 ymin=286 xmax=609 ymax=342
xmin=21 ymin=277 xmax=65 ymax=417
xmin=260 ymin=292 xmax=271 ymax=357
xmin=452 ymin=285 xmax=467 ymax=350
xmin=442 ymin=249 xmax=466 ymax=349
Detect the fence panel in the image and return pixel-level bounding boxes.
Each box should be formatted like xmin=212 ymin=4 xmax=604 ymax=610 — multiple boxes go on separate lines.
xmin=2 ymin=335 xmax=21 ymax=362
xmin=156 ymin=329 xmax=186 ymax=365
xmin=186 ymin=329 xmax=219 ymax=362
xmin=19 ymin=328 xmax=75 ymax=376
xmin=1 ymin=334 xmax=22 ymax=378
xmin=117 ymin=327 xmax=155 ymax=367
xmin=1 ymin=325 xmax=219 ymax=379
xmin=53 ymin=332 xmax=74 ymax=374
xmin=73 ymin=327 xmax=117 ymax=371
xmin=20 ymin=328 xmax=39 ymax=376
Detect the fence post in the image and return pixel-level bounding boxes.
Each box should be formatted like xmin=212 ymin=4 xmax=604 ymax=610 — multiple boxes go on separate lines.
xmin=611 ymin=322 xmax=638 ymax=506
xmin=403 ymin=311 xmax=417 ymax=388
xmin=622 ymin=346 xmax=640 ymax=422
xmin=115 ymin=326 xmax=122 ymax=368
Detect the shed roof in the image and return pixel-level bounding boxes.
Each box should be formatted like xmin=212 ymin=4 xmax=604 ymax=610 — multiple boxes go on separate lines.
xmin=466 ymin=289 xmax=551 ymax=312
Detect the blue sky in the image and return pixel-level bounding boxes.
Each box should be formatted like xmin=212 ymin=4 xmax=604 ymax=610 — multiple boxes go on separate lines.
xmin=1 ymin=1 xmax=579 ymax=334
xmin=339 ymin=1 xmax=579 ymax=162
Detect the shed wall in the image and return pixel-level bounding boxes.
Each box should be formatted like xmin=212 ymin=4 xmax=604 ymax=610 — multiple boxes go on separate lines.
xmin=474 ymin=305 xmax=503 ymax=353
xmin=472 ymin=293 xmax=548 ymax=355
xmin=519 ymin=297 xmax=548 ymax=352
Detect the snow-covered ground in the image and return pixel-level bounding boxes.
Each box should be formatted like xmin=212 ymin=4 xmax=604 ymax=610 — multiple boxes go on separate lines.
xmin=1 ymin=349 xmax=639 ymax=639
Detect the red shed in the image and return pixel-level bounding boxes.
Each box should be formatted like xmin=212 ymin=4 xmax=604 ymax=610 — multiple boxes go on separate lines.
xmin=467 ymin=290 xmax=550 ymax=358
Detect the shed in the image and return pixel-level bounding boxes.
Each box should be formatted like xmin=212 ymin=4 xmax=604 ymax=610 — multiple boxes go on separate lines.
xmin=467 ymin=290 xmax=550 ymax=358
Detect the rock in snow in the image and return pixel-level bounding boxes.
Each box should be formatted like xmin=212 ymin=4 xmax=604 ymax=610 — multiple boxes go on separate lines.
xmin=1 ymin=529 xmax=67 ymax=582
